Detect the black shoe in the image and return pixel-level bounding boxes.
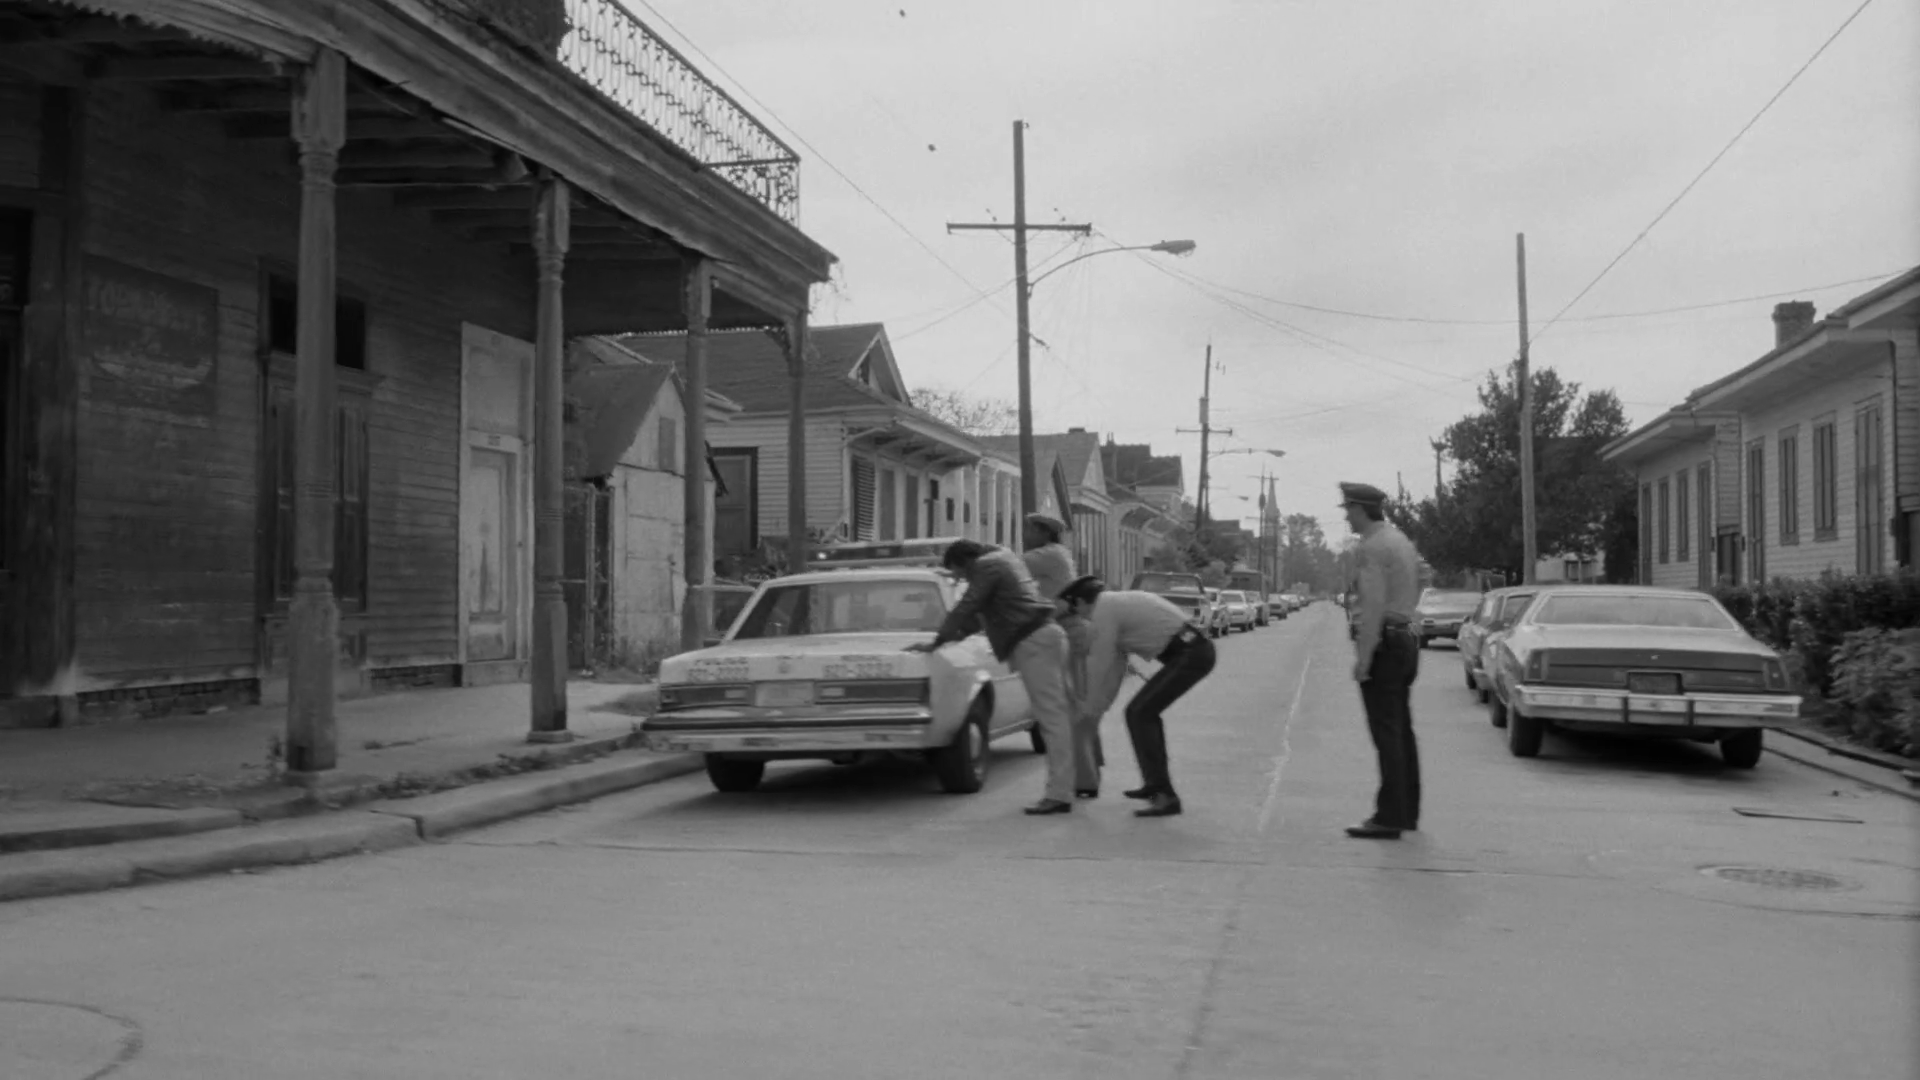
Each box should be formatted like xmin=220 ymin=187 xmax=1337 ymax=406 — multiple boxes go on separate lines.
xmin=1024 ymin=799 xmax=1073 ymax=815
xmin=1074 ymin=789 xmax=1099 ymax=800
xmin=1123 ymin=785 xmax=1159 ymax=800
xmin=1344 ymin=819 xmax=1403 ymax=839
xmin=1134 ymin=793 xmax=1183 ymax=817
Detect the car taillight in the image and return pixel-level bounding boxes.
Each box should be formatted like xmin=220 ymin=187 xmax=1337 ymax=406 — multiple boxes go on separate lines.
xmin=1763 ymin=659 xmax=1787 ymax=690
xmin=657 ymin=684 xmax=750 ymax=710
xmin=1523 ymin=651 xmax=1549 ymax=682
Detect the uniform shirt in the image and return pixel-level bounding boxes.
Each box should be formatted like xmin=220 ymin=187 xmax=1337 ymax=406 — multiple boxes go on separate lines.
xmin=1081 ymin=591 xmax=1192 ymax=721
xmin=1353 ymin=519 xmax=1422 ymax=659
xmin=931 ymin=547 xmax=1055 ymax=661
xmin=1022 ymin=543 xmax=1077 ymax=612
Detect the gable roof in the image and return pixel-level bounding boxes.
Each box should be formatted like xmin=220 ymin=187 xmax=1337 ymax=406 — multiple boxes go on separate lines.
xmin=979 ymin=430 xmax=1104 ymax=491
xmin=569 ymin=362 xmax=676 ymax=479
xmin=615 ymin=322 xmax=906 ymax=414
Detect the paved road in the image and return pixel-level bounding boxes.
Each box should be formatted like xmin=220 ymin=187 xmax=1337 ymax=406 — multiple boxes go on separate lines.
xmin=4 ymin=604 xmax=1915 ymax=1079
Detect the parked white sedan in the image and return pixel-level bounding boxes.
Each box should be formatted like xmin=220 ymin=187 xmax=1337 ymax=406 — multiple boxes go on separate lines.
xmin=641 ymin=565 xmax=1039 ymax=794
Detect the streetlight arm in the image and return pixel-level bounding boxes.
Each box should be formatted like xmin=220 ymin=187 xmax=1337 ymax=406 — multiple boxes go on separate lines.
xmin=1027 ymin=240 xmax=1196 ymax=294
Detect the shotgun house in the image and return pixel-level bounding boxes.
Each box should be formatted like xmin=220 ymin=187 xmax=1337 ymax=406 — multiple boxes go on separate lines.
xmin=619 ymin=323 xmax=1056 ymax=573
xmin=1602 ymin=270 xmax=1920 ymax=586
xmin=563 ymin=336 xmax=741 ymax=673
xmin=0 ymin=0 xmax=834 ymax=765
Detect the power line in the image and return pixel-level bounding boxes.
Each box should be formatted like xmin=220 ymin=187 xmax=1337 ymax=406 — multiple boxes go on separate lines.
xmin=624 ymin=0 xmax=1004 ymax=306
xmin=1528 ymin=0 xmax=1880 ymax=347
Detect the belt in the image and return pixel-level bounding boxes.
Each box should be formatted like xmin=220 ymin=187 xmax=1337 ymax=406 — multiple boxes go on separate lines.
xmin=1157 ymin=624 xmax=1204 ymax=662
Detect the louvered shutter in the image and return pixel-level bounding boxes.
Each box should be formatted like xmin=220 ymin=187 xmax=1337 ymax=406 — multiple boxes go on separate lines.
xmin=851 ymin=457 xmax=875 ymax=540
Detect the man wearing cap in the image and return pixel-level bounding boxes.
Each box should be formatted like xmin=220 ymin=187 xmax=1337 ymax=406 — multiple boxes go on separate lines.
xmin=905 ymin=539 xmax=1078 ymax=815
xmin=1022 ymin=512 xmax=1103 ymax=798
xmin=1340 ymin=481 xmax=1423 ymax=839
xmin=1060 ymin=574 xmax=1216 ymax=818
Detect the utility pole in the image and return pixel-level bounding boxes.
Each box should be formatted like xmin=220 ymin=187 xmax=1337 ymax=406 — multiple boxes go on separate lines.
xmin=1176 ymin=343 xmax=1229 ymax=537
xmin=947 ymin=121 xmax=1090 ymax=520
xmin=1516 ymin=233 xmax=1538 ymax=585
xmin=1432 ymin=439 xmax=1444 ymax=501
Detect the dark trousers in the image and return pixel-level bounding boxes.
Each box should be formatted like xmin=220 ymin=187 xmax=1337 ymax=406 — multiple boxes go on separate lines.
xmin=1125 ymin=630 xmax=1217 ymax=797
xmin=1359 ymin=626 xmax=1421 ymax=829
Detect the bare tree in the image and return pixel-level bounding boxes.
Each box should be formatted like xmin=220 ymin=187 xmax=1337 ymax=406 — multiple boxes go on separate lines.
xmin=910 ymin=386 xmax=1018 ymax=436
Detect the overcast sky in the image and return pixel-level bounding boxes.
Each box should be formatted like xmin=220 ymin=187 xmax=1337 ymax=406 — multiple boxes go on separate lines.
xmin=632 ymin=0 xmax=1919 ymax=534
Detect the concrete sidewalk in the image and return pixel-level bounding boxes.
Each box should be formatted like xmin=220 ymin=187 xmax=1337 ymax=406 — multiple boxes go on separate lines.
xmin=0 ymin=679 xmax=699 ymax=902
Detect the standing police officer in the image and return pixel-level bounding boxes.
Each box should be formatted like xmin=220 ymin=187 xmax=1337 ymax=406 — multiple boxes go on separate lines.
xmin=1339 ymin=482 xmax=1423 ymax=839
xmin=1021 ymin=512 xmax=1102 ymax=798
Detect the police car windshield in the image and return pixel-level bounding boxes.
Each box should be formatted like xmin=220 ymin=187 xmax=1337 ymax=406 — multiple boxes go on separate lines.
xmin=732 ymin=579 xmax=950 ymax=639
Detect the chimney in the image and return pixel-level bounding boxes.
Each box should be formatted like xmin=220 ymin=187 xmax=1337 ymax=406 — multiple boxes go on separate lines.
xmin=1067 ymin=426 xmax=1086 ymax=433
xmin=1772 ymin=301 xmax=1816 ymax=347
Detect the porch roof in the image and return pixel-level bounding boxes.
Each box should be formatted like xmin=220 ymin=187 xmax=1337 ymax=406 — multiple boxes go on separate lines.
xmin=35 ymin=0 xmax=835 ymax=328
xmin=1599 ymin=410 xmax=1724 ymax=468
xmin=622 ymin=324 xmax=891 ymax=413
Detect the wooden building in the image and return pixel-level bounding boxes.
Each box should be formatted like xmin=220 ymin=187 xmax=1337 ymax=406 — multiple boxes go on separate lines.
xmin=0 ymin=0 xmax=834 ymax=770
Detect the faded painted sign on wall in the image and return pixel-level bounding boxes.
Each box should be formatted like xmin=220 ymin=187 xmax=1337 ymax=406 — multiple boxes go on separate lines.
xmin=83 ymin=256 xmax=219 ymax=417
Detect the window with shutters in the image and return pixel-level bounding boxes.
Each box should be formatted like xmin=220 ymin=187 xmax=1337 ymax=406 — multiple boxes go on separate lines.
xmin=903 ymin=475 xmax=921 ymax=539
xmin=656 ymin=415 xmax=679 ymax=474
xmin=878 ymin=467 xmax=898 ymax=540
xmin=260 ymin=270 xmax=372 ymax=613
xmin=1656 ymin=478 xmax=1670 ymax=564
xmin=1746 ymin=440 xmax=1766 ymax=582
xmin=1856 ymin=404 xmax=1885 ymax=574
xmin=1777 ymin=430 xmax=1799 ymax=544
xmin=1675 ymin=471 xmax=1690 ymax=562
xmin=1639 ymin=484 xmax=1652 ymax=583
xmin=851 ymin=456 xmax=875 ymax=540
xmin=1812 ymin=418 xmax=1838 ymax=539
xmin=1696 ymin=461 xmax=1712 ymax=588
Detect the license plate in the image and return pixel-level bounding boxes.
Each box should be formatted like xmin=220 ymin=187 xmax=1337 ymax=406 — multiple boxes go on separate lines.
xmin=755 ymin=681 xmax=814 ymax=707
xmin=1627 ymin=672 xmax=1681 ymax=695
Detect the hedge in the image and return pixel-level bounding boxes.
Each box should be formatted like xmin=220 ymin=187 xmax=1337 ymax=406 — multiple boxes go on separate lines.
xmin=1711 ymin=569 xmax=1920 ymax=757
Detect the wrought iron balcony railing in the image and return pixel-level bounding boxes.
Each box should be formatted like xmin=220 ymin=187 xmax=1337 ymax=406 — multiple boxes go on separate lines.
xmin=552 ymin=0 xmax=802 ymax=223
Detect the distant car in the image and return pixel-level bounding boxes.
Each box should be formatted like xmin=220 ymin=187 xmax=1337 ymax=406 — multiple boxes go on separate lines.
xmin=1217 ymin=589 xmax=1257 ymax=632
xmin=1456 ymin=586 xmax=1539 ymax=702
xmin=1266 ymin=593 xmax=1289 ymax=620
xmin=1483 ymin=585 xmax=1800 ymax=767
xmin=1201 ymin=588 xmax=1231 ymax=638
xmin=641 ymin=555 xmax=1042 ymax=795
xmin=1415 ymin=588 xmax=1483 ymax=648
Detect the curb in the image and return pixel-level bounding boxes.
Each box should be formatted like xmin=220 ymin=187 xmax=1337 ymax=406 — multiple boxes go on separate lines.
xmin=366 ymin=753 xmax=704 ymax=838
xmin=0 ymin=751 xmax=703 ymax=904
xmin=1764 ymin=729 xmax=1920 ymax=804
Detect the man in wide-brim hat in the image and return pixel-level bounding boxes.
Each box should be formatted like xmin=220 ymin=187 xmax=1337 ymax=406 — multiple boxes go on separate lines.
xmin=1022 ymin=511 xmax=1103 ymax=798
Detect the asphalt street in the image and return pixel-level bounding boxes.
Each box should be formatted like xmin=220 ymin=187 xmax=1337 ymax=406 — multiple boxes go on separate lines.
xmin=3 ymin=604 xmax=1915 ymax=1080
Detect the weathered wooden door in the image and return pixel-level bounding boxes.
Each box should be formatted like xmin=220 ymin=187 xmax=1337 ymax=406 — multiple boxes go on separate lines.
xmin=0 ymin=312 xmax=16 ymax=696
xmin=463 ymin=439 xmax=522 ymax=662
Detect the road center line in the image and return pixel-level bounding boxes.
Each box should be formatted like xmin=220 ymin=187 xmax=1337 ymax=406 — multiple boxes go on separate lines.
xmin=1256 ymin=654 xmax=1310 ymax=834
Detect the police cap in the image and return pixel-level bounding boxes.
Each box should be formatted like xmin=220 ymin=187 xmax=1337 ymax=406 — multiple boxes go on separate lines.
xmin=1337 ymin=481 xmax=1388 ymax=509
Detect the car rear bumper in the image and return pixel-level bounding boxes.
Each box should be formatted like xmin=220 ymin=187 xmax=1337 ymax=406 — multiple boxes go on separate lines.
xmin=641 ymin=707 xmax=937 ymax=752
xmin=1512 ymin=686 xmax=1799 ymax=728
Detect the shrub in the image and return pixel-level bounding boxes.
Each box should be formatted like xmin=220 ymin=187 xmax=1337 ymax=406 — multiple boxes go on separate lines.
xmin=1714 ymin=569 xmax=1920 ymax=697
xmin=1826 ymin=627 xmax=1920 ymax=757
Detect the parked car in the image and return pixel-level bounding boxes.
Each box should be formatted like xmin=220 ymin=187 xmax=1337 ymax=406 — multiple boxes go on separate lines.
xmin=1132 ymin=570 xmax=1214 ymax=636
xmin=641 ymin=561 xmax=1041 ymax=794
xmin=1266 ymin=593 xmax=1289 ymax=620
xmin=1217 ymin=589 xmax=1257 ymax=632
xmin=1456 ymin=586 xmax=1538 ymax=702
xmin=1482 ymin=585 xmax=1800 ymax=767
xmin=1415 ymin=587 xmax=1483 ymax=648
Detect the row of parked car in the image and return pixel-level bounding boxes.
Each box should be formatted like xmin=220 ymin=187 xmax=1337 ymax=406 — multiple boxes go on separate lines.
xmin=1127 ymin=572 xmax=1315 ymax=638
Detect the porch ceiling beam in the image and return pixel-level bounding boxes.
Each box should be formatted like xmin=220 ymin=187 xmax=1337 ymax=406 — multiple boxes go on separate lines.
xmin=94 ymin=56 xmax=280 ymax=81
xmin=335 ymin=170 xmax=522 ymax=188
xmin=338 ymin=144 xmax=498 ymax=170
xmin=427 ymin=206 xmax=628 ymax=228
xmin=394 ymin=187 xmax=538 ymax=211
xmin=461 ymin=223 xmax=641 ymax=243
xmin=164 ymin=88 xmax=401 ymax=115
xmin=222 ymin=115 xmax=469 ymax=141
xmin=533 ymin=242 xmax=680 ymax=262
xmin=0 ymin=44 xmax=86 ymax=85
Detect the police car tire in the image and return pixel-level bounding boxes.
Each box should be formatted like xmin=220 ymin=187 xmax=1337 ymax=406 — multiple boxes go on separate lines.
xmin=705 ymin=755 xmax=765 ymax=793
xmin=934 ymin=709 xmax=991 ymax=794
xmin=1507 ymin=710 xmax=1543 ymax=757
xmin=1488 ymin=694 xmax=1509 ymax=729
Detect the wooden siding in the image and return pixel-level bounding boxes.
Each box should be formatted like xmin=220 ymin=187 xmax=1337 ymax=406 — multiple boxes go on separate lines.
xmin=1631 ymin=439 xmax=1714 ymax=590
xmin=717 ymin=413 xmax=847 ymax=542
xmin=1733 ymin=368 xmax=1890 ymax=581
xmin=609 ymin=386 xmax=686 ymax=663
xmin=70 ymin=82 xmax=532 ymax=691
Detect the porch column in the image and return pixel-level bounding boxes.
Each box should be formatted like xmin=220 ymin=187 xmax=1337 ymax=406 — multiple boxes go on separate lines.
xmin=786 ymin=315 xmax=809 ymax=569
xmin=527 ymin=173 xmax=571 ymax=742
xmin=680 ymin=260 xmax=711 ymax=653
xmin=285 ymin=50 xmax=345 ymax=776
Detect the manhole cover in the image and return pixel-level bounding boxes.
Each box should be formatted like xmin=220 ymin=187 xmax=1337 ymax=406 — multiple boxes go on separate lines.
xmin=1702 ymin=866 xmax=1861 ymax=892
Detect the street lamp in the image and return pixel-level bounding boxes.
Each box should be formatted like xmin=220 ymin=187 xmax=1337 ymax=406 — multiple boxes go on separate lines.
xmin=1026 ymin=239 xmax=1197 ymax=294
